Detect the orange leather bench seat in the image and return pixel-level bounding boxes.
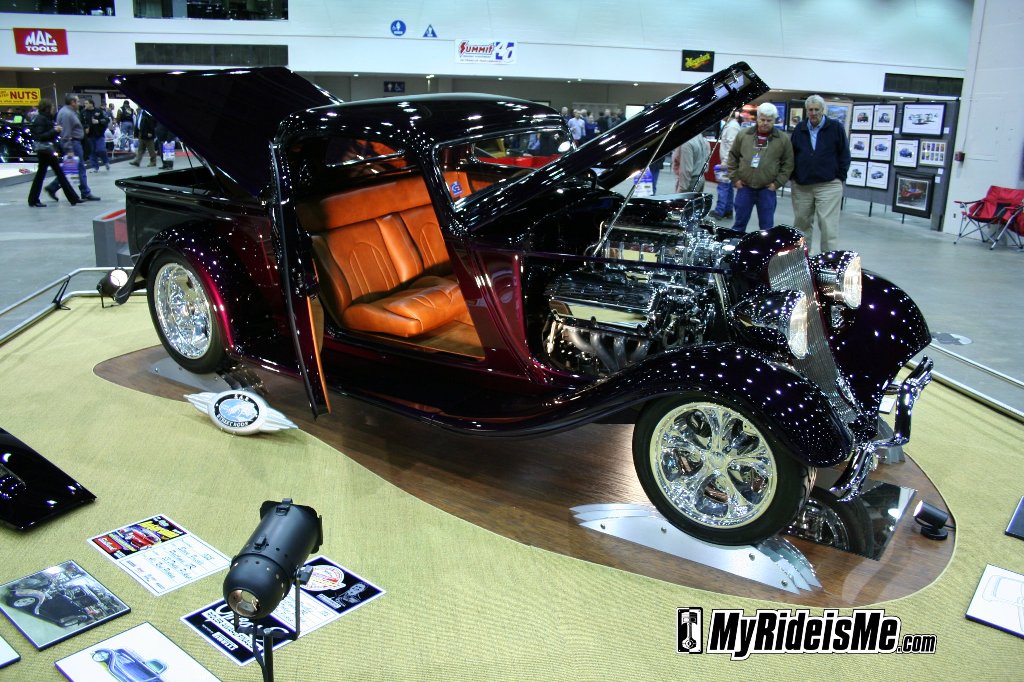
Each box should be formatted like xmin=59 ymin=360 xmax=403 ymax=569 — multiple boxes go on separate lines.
xmin=299 ymin=175 xmax=471 ymax=338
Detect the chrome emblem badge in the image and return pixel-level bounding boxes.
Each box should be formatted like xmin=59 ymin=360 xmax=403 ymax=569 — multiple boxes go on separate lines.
xmin=185 ymin=390 xmax=298 ymax=435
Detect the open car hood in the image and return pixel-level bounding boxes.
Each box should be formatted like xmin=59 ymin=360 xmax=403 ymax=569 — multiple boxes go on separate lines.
xmin=110 ymin=67 xmax=341 ymax=197
xmin=461 ymin=62 xmax=769 ymax=230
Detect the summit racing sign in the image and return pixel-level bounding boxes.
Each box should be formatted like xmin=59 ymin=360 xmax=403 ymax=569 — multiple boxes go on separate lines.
xmin=14 ymin=28 xmax=68 ymax=55
xmin=456 ymin=40 xmax=516 ymax=64
xmin=678 ymin=608 xmax=937 ymax=659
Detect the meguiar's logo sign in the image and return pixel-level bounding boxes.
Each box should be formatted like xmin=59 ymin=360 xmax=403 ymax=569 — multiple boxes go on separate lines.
xmin=682 ymin=50 xmax=713 ymax=72
xmin=14 ymin=28 xmax=69 ymax=55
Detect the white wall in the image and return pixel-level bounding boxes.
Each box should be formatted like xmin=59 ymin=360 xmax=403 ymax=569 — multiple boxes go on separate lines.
xmin=0 ymin=0 xmax=972 ymax=95
xmin=941 ymin=0 xmax=1024 ymax=232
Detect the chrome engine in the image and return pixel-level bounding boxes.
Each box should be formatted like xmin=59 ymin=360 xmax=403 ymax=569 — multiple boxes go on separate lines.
xmin=543 ymin=194 xmax=733 ymax=376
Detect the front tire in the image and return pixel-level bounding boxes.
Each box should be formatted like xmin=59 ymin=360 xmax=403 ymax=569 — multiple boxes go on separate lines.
xmin=633 ymin=394 xmax=814 ymax=546
xmin=147 ymin=251 xmax=227 ymax=374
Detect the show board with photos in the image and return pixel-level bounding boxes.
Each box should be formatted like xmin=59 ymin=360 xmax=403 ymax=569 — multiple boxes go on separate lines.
xmin=839 ymin=98 xmax=957 ymax=230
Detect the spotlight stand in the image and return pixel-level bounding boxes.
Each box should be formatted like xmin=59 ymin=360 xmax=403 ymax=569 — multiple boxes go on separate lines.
xmin=233 ymin=565 xmax=314 ymax=682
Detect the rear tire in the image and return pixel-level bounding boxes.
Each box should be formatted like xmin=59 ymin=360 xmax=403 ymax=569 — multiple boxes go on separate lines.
xmin=147 ymin=251 xmax=227 ymax=374
xmin=633 ymin=394 xmax=814 ymax=546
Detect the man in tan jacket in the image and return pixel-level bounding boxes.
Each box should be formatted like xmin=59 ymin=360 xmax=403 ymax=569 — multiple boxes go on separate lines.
xmin=726 ymin=102 xmax=794 ymax=232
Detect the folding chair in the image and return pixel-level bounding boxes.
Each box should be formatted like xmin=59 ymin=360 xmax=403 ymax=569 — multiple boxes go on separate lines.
xmin=988 ymin=202 xmax=1024 ymax=250
xmin=953 ymin=186 xmax=1024 ymax=249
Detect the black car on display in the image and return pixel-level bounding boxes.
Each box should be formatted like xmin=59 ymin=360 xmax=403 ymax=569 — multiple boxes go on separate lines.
xmin=109 ymin=62 xmax=932 ymax=546
xmin=0 ymin=118 xmax=35 ymax=162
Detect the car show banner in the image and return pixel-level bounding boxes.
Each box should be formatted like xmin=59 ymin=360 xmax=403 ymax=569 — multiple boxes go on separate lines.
xmin=0 ymin=87 xmax=40 ymax=107
xmin=13 ymin=28 xmax=68 ymax=55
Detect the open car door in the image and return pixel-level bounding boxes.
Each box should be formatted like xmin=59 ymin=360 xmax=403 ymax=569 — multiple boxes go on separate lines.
xmin=270 ymin=141 xmax=330 ymax=417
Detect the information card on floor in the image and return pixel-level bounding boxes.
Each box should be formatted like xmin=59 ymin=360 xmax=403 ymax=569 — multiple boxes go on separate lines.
xmin=87 ymin=514 xmax=230 ymax=596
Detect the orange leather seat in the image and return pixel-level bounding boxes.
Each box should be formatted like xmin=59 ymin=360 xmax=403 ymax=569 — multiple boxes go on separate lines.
xmin=300 ymin=176 xmax=471 ymax=337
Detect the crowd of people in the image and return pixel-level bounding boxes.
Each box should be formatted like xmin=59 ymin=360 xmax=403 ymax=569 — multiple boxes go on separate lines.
xmin=562 ymin=107 xmax=624 ymax=144
xmin=11 ymin=92 xmax=849 ymax=248
xmin=7 ymin=96 xmax=180 ymax=208
xmin=552 ymin=94 xmax=849 ymax=252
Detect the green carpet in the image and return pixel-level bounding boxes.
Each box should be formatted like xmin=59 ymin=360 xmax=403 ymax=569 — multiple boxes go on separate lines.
xmin=0 ymin=298 xmax=1021 ymax=680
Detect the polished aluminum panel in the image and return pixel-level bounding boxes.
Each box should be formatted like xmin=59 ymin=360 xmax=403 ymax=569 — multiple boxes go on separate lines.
xmin=571 ymin=502 xmax=819 ymax=594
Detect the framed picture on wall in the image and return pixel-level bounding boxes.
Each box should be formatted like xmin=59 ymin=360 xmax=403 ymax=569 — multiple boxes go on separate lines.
xmin=918 ymin=140 xmax=947 ymax=167
xmin=788 ymin=106 xmax=804 ymax=130
xmin=893 ymin=172 xmax=933 ymax=218
xmin=866 ymin=162 xmax=889 ymax=190
xmin=893 ymin=139 xmax=919 ymax=167
xmin=849 ymin=133 xmax=870 ymax=159
xmin=827 ymin=100 xmax=853 ymax=133
xmin=870 ymin=134 xmax=893 ymax=161
xmin=846 ymin=161 xmax=867 ymax=187
xmin=772 ymin=102 xmax=786 ymax=129
xmin=901 ymin=103 xmax=945 ymax=136
xmin=851 ymin=104 xmax=874 ymax=131
xmin=873 ymin=104 xmax=896 ymax=132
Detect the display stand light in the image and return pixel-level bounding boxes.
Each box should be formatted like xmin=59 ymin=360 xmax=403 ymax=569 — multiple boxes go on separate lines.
xmin=223 ymin=499 xmax=323 ymax=682
xmin=913 ymin=500 xmax=950 ymax=540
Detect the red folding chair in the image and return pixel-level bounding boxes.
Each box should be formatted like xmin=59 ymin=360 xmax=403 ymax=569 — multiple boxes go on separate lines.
xmin=953 ymin=186 xmax=1024 ymax=250
xmin=989 ymin=200 xmax=1024 ymax=250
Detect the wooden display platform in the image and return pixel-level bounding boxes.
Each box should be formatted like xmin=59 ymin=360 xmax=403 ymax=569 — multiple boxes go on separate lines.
xmin=96 ymin=346 xmax=955 ymax=607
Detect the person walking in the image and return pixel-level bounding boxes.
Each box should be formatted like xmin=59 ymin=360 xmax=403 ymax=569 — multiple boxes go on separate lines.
xmin=711 ymin=113 xmax=742 ymax=219
xmin=27 ymin=99 xmax=81 ymax=207
xmin=789 ymin=94 xmax=851 ymax=252
xmin=82 ymin=98 xmax=110 ymax=171
xmin=45 ymin=95 xmax=100 ymax=202
xmin=671 ymin=134 xmax=710 ymax=193
xmin=129 ymin=108 xmax=158 ymax=167
xmin=726 ymin=102 xmax=793 ymax=232
xmin=116 ymin=102 xmax=134 ymax=150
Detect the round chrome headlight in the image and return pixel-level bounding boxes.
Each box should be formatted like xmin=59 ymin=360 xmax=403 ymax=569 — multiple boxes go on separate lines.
xmin=786 ymin=294 xmax=809 ymax=359
xmin=731 ymin=290 xmax=809 ymax=359
xmin=812 ymin=251 xmax=861 ymax=309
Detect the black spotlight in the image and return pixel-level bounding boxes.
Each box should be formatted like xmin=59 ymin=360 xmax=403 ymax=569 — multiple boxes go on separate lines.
xmin=223 ymin=499 xmax=322 ymax=682
xmin=96 ymin=267 xmax=129 ymax=306
xmin=913 ymin=500 xmax=950 ymax=540
xmin=224 ymin=499 xmax=322 ymax=619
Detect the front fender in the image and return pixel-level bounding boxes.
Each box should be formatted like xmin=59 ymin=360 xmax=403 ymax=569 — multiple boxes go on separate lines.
xmin=432 ymin=344 xmax=853 ymax=468
xmin=831 ymin=271 xmax=931 ymax=417
xmin=607 ymin=344 xmax=854 ymax=467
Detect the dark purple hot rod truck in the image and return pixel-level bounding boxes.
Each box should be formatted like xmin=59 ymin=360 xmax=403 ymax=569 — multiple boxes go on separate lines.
xmin=110 ymin=63 xmax=932 ymax=546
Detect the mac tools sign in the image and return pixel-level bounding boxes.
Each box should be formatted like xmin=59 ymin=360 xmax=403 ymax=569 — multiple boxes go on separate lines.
xmin=14 ymin=28 xmax=69 ymax=55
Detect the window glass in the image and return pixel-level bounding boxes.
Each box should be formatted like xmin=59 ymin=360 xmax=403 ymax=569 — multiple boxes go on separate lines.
xmin=132 ymin=0 xmax=287 ymax=20
xmin=323 ymin=137 xmax=412 ymax=178
xmin=0 ymin=1 xmax=114 ymax=15
xmin=437 ymin=128 xmax=570 ymax=207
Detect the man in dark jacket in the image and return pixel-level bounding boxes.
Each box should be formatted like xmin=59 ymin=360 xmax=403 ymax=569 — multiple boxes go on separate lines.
xmin=81 ymin=98 xmax=110 ymax=171
xmin=129 ymin=108 xmax=157 ymax=167
xmin=790 ymin=94 xmax=851 ymax=252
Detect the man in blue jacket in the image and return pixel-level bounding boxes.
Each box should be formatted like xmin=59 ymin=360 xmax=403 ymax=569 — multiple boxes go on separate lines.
xmin=790 ymin=95 xmax=850 ymax=252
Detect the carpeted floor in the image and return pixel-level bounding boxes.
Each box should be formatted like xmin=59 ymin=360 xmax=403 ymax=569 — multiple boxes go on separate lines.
xmin=0 ymin=297 xmax=1021 ymax=680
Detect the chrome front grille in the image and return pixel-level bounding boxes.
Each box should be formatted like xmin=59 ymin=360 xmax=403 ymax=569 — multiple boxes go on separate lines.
xmin=768 ymin=246 xmax=858 ymax=424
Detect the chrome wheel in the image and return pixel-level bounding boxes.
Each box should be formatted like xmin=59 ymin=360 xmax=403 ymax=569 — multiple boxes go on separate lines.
xmin=153 ymin=261 xmax=213 ymax=360
xmin=147 ymin=253 xmax=227 ymax=373
xmin=649 ymin=402 xmax=777 ymax=528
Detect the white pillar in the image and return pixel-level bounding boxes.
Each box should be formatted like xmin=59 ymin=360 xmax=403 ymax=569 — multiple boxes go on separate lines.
xmin=942 ymin=0 xmax=1024 ymax=232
